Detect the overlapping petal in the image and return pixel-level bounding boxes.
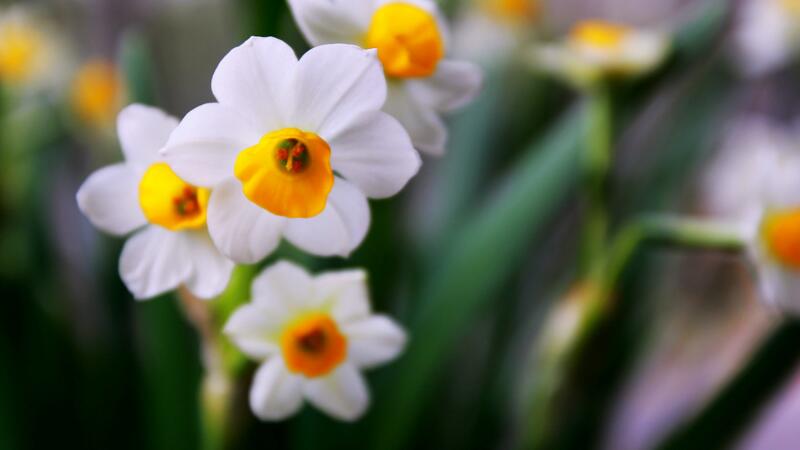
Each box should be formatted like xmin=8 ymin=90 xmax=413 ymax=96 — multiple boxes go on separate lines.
xmin=407 ymin=60 xmax=482 ymax=111
xmin=206 ymin=178 xmax=286 ymax=263
xmin=250 ymin=358 xmax=305 ymax=421
xmin=284 ymin=178 xmax=370 ymax=257
xmin=162 ymin=103 xmax=261 ymax=187
xmin=117 ymin=104 xmax=179 ymax=171
xmin=315 ymin=269 xmax=371 ymax=323
xmin=183 ymin=231 xmax=235 ymax=299
xmin=225 ymin=303 xmax=285 ymax=359
xmin=287 ymin=0 xmax=373 ymax=46
xmin=343 ymin=315 xmax=407 ymax=369
xmin=384 ymin=82 xmax=448 ymax=155
xmin=303 ymin=362 xmax=369 ymax=421
xmin=329 ymin=111 xmax=420 ymax=198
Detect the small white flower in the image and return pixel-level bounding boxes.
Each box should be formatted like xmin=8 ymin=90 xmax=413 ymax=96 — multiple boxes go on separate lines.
xmin=532 ymin=20 xmax=668 ymax=87
xmin=734 ymin=0 xmax=800 ymax=77
xmin=287 ymin=0 xmax=483 ymax=155
xmin=76 ymin=104 xmax=234 ymax=300
xmin=451 ymin=0 xmax=540 ymax=63
xmin=161 ymin=37 xmax=421 ymax=263
xmin=745 ymin=144 xmax=800 ymax=313
xmin=225 ymin=260 xmax=406 ymax=422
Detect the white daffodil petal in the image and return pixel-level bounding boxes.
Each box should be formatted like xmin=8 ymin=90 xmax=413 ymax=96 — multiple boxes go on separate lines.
xmin=251 ymin=260 xmax=315 ymax=308
xmin=407 ymin=60 xmax=483 ymax=112
xmin=224 ymin=303 xmax=284 ymax=360
xmin=343 ymin=315 xmax=406 ymax=369
xmin=314 ymin=269 xmax=371 ymax=323
xmin=76 ymin=163 xmax=146 ymax=236
xmin=117 ymin=104 xmax=178 ymax=171
xmin=211 ymin=36 xmax=297 ymax=129
xmin=250 ymin=358 xmax=305 ymax=421
xmin=329 ymin=111 xmax=420 ymax=198
xmin=384 ymin=82 xmax=447 ymax=156
xmin=284 ymin=178 xmax=370 ymax=257
xmin=162 ymin=103 xmax=261 ymax=187
xmin=287 ymin=0 xmax=372 ymax=46
xmin=304 ymin=362 xmax=368 ymax=422
xmin=119 ymin=226 xmax=191 ymax=300
xmin=206 ymin=178 xmax=286 ymax=264
xmin=182 ymin=231 xmax=235 ymax=300
xmin=291 ymin=44 xmax=386 ymax=137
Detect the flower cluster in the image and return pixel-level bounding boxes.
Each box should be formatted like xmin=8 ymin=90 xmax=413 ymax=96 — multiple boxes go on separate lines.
xmin=75 ymin=0 xmax=481 ymax=422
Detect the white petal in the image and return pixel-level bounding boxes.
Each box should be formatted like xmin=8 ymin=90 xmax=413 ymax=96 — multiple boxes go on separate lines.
xmin=343 ymin=315 xmax=406 ymax=369
xmin=291 ymin=44 xmax=386 ymax=136
xmin=284 ymin=178 xmax=370 ymax=257
xmin=287 ymin=0 xmax=372 ymax=46
xmin=224 ymin=303 xmax=284 ymax=360
xmin=384 ymin=82 xmax=448 ymax=156
xmin=304 ymin=362 xmax=368 ymax=421
xmin=407 ymin=60 xmax=483 ymax=112
xmin=182 ymin=231 xmax=235 ymax=299
xmin=251 ymin=260 xmax=315 ymax=308
xmin=117 ymin=104 xmax=178 ymax=170
xmin=206 ymin=178 xmax=287 ymax=264
xmin=328 ymin=111 xmax=420 ymax=198
xmin=76 ymin=163 xmax=146 ymax=236
xmin=313 ymin=269 xmax=371 ymax=323
xmin=211 ymin=36 xmax=297 ymax=130
xmin=250 ymin=359 xmax=305 ymax=421
xmin=162 ymin=103 xmax=261 ymax=187
xmin=119 ymin=226 xmax=192 ymax=300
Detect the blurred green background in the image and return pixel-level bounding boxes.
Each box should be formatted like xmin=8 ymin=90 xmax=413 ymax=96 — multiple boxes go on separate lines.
xmin=2 ymin=0 xmax=800 ymax=449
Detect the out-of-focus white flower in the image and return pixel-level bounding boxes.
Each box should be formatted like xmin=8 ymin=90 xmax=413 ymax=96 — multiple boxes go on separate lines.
xmin=287 ymin=0 xmax=483 ymax=155
xmin=76 ymin=104 xmax=234 ymax=300
xmin=225 ymin=260 xmax=406 ymax=422
xmin=532 ymin=20 xmax=669 ymax=87
xmin=0 ymin=6 xmax=67 ymax=93
xmin=451 ymin=0 xmax=540 ymax=63
xmin=161 ymin=37 xmax=420 ymax=263
xmin=734 ymin=0 xmax=800 ymax=77
xmin=702 ymin=118 xmax=800 ymax=227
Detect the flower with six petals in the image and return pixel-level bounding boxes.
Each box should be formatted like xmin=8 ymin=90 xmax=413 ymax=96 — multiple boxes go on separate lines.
xmin=225 ymin=260 xmax=406 ymax=421
xmin=161 ymin=37 xmax=421 ymax=263
xmin=76 ymin=104 xmax=234 ymax=300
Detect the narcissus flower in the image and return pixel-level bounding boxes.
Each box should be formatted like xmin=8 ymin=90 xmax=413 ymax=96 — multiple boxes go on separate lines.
xmin=735 ymin=0 xmax=800 ymax=76
xmin=0 ymin=6 xmax=63 ymax=91
xmin=71 ymin=59 xmax=125 ymax=128
xmin=533 ymin=19 xmax=668 ymax=87
xmin=161 ymin=37 xmax=420 ymax=263
xmin=747 ymin=150 xmax=800 ymax=313
xmin=451 ymin=0 xmax=540 ymax=63
xmin=287 ymin=0 xmax=483 ymax=155
xmin=225 ymin=261 xmax=406 ymax=421
xmin=76 ymin=104 xmax=234 ymax=300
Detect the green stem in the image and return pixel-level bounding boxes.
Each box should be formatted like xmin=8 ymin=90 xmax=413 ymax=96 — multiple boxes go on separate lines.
xmin=580 ymin=86 xmax=612 ymax=276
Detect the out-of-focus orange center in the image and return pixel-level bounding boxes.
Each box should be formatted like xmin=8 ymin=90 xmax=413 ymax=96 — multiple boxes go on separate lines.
xmin=762 ymin=208 xmax=800 ymax=270
xmin=483 ymin=0 xmax=539 ymax=23
xmin=0 ymin=23 xmax=42 ymax=83
xmin=569 ymin=20 xmax=631 ymax=51
xmin=234 ymin=128 xmax=333 ymax=219
xmin=139 ymin=163 xmax=209 ymax=231
xmin=364 ymin=2 xmax=444 ymax=78
xmin=280 ymin=313 xmax=347 ymax=378
xmin=71 ymin=60 xmax=124 ymax=127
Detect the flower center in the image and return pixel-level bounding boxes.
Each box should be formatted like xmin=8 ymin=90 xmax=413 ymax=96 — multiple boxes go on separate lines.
xmin=138 ymin=163 xmax=210 ymax=231
xmin=0 ymin=23 xmax=42 ymax=83
xmin=280 ymin=313 xmax=347 ymax=378
xmin=234 ymin=128 xmax=333 ymax=219
xmin=762 ymin=208 xmax=800 ymax=270
xmin=71 ymin=60 xmax=123 ymax=127
xmin=364 ymin=2 xmax=445 ymax=78
xmin=569 ymin=20 xmax=631 ymax=52
xmin=482 ymin=0 xmax=539 ymax=23
xmin=780 ymin=0 xmax=800 ymax=17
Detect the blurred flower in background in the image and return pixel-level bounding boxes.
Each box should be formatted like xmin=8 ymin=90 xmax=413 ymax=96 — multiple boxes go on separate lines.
xmin=734 ymin=0 xmax=800 ymax=76
xmin=0 ymin=5 xmax=65 ymax=95
xmin=70 ymin=59 xmax=125 ymax=130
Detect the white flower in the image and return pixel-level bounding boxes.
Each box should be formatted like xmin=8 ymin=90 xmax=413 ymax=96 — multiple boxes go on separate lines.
xmin=451 ymin=0 xmax=540 ymax=64
xmin=532 ymin=20 xmax=668 ymax=87
xmin=744 ymin=141 xmax=800 ymax=314
xmin=224 ymin=260 xmax=406 ymax=422
xmin=287 ymin=0 xmax=483 ymax=155
xmin=161 ymin=37 xmax=421 ymax=263
xmin=734 ymin=0 xmax=800 ymax=77
xmin=76 ymin=104 xmax=234 ymax=300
